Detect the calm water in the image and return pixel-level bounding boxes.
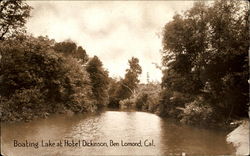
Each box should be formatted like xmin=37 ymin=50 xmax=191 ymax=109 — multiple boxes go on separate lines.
xmin=1 ymin=111 xmax=235 ymax=155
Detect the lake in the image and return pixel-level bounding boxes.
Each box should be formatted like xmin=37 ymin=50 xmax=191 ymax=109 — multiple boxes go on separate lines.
xmin=1 ymin=110 xmax=235 ymax=155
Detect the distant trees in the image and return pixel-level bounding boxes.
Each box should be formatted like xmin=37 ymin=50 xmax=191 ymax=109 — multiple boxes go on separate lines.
xmin=118 ymin=82 xmax=161 ymax=112
xmin=117 ymin=57 xmax=142 ymax=98
xmin=160 ymin=0 xmax=248 ymax=125
xmin=0 ymin=0 xmax=32 ymax=40
xmin=109 ymin=57 xmax=142 ymax=108
xmin=134 ymin=84 xmax=161 ymax=112
xmin=86 ymin=56 xmax=109 ymax=109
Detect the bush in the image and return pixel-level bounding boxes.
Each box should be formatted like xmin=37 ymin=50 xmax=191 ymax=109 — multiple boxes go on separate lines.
xmin=119 ymin=98 xmax=134 ymax=109
xmin=118 ymin=83 xmax=161 ymax=112
xmin=180 ymin=97 xmax=216 ymax=126
xmin=0 ymin=87 xmax=45 ymax=121
xmin=135 ymin=93 xmax=148 ymax=110
xmin=158 ymin=90 xmax=192 ymax=118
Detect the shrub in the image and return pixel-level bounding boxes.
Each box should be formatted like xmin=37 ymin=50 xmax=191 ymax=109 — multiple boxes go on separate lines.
xmin=135 ymin=93 xmax=148 ymax=110
xmin=119 ymin=83 xmax=161 ymax=112
xmin=180 ymin=97 xmax=215 ymax=126
xmin=119 ymin=98 xmax=134 ymax=109
xmin=0 ymin=87 xmax=45 ymax=121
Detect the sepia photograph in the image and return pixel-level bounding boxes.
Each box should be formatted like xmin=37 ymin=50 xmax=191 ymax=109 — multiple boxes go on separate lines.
xmin=0 ymin=0 xmax=249 ymax=155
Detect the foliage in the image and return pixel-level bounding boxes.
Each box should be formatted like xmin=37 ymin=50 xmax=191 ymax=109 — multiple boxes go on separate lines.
xmin=86 ymin=56 xmax=109 ymax=109
xmin=54 ymin=40 xmax=89 ymax=63
xmin=135 ymin=93 xmax=148 ymax=110
xmin=108 ymin=57 xmax=142 ymax=108
xmin=119 ymin=98 xmax=134 ymax=110
xmin=75 ymin=46 xmax=89 ymax=64
xmin=158 ymin=90 xmax=192 ymax=118
xmin=0 ymin=87 xmax=45 ymax=121
xmin=107 ymin=77 xmax=123 ymax=108
xmin=180 ymin=97 xmax=216 ymax=126
xmin=160 ymin=0 xmax=248 ymax=125
xmin=0 ymin=35 xmax=96 ymax=121
xmin=0 ymin=0 xmax=32 ymax=40
xmin=54 ymin=41 xmax=77 ymax=55
xmin=119 ymin=83 xmax=161 ymax=113
xmin=134 ymin=84 xmax=161 ymax=112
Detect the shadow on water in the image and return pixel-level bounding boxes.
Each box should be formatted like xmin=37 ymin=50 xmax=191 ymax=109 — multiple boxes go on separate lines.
xmin=1 ymin=110 xmax=235 ymax=156
xmin=159 ymin=118 xmax=235 ymax=155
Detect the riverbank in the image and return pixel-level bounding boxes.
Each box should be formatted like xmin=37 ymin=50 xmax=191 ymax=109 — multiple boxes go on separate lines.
xmin=0 ymin=105 xmax=96 ymax=123
xmin=227 ymin=119 xmax=249 ymax=155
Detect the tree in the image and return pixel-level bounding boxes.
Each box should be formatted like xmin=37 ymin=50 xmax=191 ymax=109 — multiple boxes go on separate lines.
xmin=161 ymin=0 xmax=248 ymax=122
xmin=86 ymin=56 xmax=109 ymax=109
xmin=54 ymin=41 xmax=89 ymax=63
xmin=109 ymin=57 xmax=142 ymax=107
xmin=119 ymin=57 xmax=142 ymax=98
xmin=0 ymin=0 xmax=32 ymax=40
xmin=54 ymin=41 xmax=77 ymax=55
xmin=75 ymin=46 xmax=89 ymax=64
xmin=0 ymin=35 xmax=95 ymax=121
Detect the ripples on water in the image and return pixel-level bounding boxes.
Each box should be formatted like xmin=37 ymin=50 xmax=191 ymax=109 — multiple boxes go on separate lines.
xmin=1 ymin=111 xmax=235 ymax=156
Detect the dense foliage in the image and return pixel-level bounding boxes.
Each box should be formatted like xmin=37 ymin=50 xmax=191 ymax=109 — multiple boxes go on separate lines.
xmin=86 ymin=56 xmax=109 ymax=109
xmin=54 ymin=41 xmax=89 ymax=63
xmin=0 ymin=0 xmax=32 ymax=40
xmin=108 ymin=57 xmax=142 ymax=108
xmin=160 ymin=0 xmax=248 ymax=126
xmin=0 ymin=35 xmax=96 ymax=121
xmin=120 ymin=83 xmax=161 ymax=113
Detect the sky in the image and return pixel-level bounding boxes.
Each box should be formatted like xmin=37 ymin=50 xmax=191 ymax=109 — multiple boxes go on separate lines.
xmin=26 ymin=1 xmax=194 ymax=83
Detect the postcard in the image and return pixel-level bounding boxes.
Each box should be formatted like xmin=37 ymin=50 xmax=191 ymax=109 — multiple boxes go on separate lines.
xmin=0 ymin=0 xmax=249 ymax=155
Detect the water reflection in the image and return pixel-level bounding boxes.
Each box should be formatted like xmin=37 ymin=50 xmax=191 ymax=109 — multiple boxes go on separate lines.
xmin=159 ymin=119 xmax=235 ymax=155
xmin=1 ymin=111 xmax=235 ymax=156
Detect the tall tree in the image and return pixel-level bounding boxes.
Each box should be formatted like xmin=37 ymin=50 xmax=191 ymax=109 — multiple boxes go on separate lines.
xmin=109 ymin=57 xmax=142 ymax=107
xmin=86 ymin=56 xmax=109 ymax=109
xmin=122 ymin=57 xmax=142 ymax=95
xmin=0 ymin=0 xmax=32 ymax=40
xmin=161 ymin=0 xmax=248 ymax=119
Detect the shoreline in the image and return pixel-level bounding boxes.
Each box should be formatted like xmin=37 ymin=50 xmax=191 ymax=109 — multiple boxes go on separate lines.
xmin=226 ymin=119 xmax=250 ymax=155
